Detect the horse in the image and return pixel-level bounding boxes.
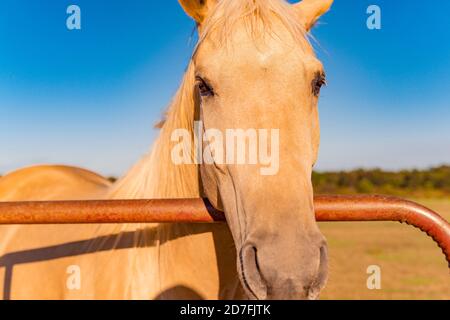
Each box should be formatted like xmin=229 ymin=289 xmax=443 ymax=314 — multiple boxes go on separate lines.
xmin=0 ymin=0 xmax=333 ymax=300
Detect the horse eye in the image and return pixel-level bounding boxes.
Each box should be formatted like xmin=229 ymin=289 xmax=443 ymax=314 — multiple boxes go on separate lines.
xmin=195 ymin=76 xmax=214 ymax=97
xmin=312 ymin=72 xmax=326 ymax=96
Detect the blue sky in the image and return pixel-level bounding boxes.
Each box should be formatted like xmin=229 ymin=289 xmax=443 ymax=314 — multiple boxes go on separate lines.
xmin=1 ymin=0 xmax=450 ymax=176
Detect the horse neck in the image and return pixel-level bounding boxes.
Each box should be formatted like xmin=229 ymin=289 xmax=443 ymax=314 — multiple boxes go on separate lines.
xmin=107 ymin=63 xmax=200 ymax=200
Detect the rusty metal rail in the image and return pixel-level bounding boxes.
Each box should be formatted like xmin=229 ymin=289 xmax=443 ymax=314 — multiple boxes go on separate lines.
xmin=0 ymin=195 xmax=449 ymax=266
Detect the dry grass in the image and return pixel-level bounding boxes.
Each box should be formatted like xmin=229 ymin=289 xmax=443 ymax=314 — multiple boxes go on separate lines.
xmin=319 ymin=198 xmax=450 ymax=300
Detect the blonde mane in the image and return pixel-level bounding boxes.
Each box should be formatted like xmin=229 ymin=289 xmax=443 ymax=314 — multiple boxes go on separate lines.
xmin=199 ymin=0 xmax=308 ymax=49
xmin=108 ymin=62 xmax=199 ymax=200
xmin=108 ymin=0 xmax=310 ymax=200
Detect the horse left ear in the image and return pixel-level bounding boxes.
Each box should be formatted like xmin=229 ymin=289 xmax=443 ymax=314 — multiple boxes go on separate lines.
xmin=178 ymin=0 xmax=218 ymax=25
xmin=293 ymin=0 xmax=334 ymax=31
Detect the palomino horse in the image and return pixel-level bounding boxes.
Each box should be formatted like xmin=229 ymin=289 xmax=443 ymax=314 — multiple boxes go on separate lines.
xmin=0 ymin=0 xmax=333 ymax=300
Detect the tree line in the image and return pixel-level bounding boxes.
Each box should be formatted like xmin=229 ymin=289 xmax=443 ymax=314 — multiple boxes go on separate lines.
xmin=1 ymin=165 xmax=450 ymax=198
xmin=312 ymin=165 xmax=450 ymax=197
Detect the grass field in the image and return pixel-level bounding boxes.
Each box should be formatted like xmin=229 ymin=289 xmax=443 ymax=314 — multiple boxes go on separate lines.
xmin=319 ymin=198 xmax=450 ymax=300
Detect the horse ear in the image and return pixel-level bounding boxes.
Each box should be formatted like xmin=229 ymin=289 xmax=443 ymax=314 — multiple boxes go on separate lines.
xmin=178 ymin=0 xmax=218 ymax=24
xmin=293 ymin=0 xmax=333 ymax=31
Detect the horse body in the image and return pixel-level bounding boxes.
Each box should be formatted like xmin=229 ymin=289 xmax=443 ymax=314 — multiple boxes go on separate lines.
xmin=0 ymin=0 xmax=333 ymax=300
xmin=0 ymin=165 xmax=242 ymax=299
xmin=0 ymin=165 xmax=110 ymax=201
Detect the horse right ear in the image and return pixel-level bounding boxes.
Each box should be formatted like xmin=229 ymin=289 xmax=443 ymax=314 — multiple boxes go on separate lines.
xmin=293 ymin=0 xmax=334 ymax=31
xmin=178 ymin=0 xmax=218 ymax=24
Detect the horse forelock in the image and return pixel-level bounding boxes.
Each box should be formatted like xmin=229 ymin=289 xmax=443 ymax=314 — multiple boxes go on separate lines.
xmin=196 ymin=0 xmax=310 ymax=53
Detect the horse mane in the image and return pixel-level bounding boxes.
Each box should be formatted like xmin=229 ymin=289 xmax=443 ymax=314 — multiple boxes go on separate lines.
xmin=108 ymin=0 xmax=309 ymax=200
xmin=107 ymin=62 xmax=199 ymax=200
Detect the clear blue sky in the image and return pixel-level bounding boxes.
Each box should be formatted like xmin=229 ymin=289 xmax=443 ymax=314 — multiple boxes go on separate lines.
xmin=1 ymin=0 xmax=450 ymax=176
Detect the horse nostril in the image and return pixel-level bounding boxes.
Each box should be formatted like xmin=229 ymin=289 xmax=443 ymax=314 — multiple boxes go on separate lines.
xmin=239 ymin=244 xmax=267 ymax=300
xmin=308 ymin=243 xmax=329 ymax=300
xmin=318 ymin=243 xmax=328 ymax=274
